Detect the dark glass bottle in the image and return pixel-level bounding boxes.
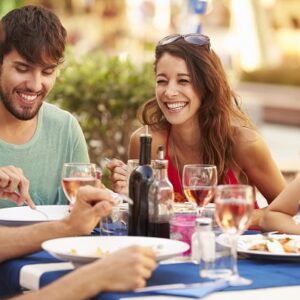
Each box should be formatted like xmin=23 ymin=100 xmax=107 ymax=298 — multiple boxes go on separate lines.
xmin=128 ymin=133 xmax=153 ymax=236
xmin=148 ymin=145 xmax=174 ymax=238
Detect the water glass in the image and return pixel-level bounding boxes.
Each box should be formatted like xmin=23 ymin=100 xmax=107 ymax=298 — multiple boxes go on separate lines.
xmin=182 ymin=164 xmax=217 ymax=215
xmin=100 ymin=203 xmax=128 ymax=236
xmin=127 ymin=159 xmax=139 ymax=176
xmin=170 ymin=211 xmax=197 ymax=256
xmin=214 ymin=184 xmax=254 ymax=285
xmin=199 ymin=227 xmax=233 ymax=279
xmin=61 ymin=163 xmax=97 ymax=204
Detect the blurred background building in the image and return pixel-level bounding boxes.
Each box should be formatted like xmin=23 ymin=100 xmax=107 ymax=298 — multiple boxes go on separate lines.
xmin=1 ymin=0 xmax=299 ymax=72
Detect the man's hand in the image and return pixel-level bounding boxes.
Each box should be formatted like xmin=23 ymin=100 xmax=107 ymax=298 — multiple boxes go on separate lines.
xmin=0 ymin=166 xmax=35 ymax=208
xmin=63 ymin=185 xmax=117 ymax=235
xmin=83 ymin=246 xmax=157 ymax=295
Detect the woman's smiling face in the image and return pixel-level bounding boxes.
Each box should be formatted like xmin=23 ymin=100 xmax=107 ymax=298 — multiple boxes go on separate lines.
xmin=155 ymin=52 xmax=202 ymax=127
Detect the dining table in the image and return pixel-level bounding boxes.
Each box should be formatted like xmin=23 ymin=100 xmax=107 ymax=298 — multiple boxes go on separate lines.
xmin=1 ymin=229 xmax=300 ymax=300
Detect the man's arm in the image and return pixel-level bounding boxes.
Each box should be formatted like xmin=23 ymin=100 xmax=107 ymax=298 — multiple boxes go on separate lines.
xmin=11 ymin=246 xmax=157 ymax=300
xmin=0 ymin=186 xmax=114 ymax=262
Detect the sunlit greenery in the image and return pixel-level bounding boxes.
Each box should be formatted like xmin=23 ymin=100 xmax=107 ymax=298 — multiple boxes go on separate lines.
xmin=48 ymin=50 xmax=155 ymax=168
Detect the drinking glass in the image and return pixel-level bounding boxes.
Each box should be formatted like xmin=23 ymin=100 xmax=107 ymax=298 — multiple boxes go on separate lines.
xmin=214 ymin=184 xmax=254 ymax=286
xmin=182 ymin=164 xmax=217 ymax=215
xmin=127 ymin=159 xmax=139 ymax=175
xmin=100 ymin=203 xmax=128 ymax=236
xmin=61 ymin=163 xmax=97 ymax=204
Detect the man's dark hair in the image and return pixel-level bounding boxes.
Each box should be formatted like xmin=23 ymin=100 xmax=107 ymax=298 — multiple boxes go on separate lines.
xmin=0 ymin=5 xmax=67 ymax=65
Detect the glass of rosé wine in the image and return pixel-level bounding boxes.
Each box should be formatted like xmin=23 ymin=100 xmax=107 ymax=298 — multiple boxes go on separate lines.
xmin=214 ymin=184 xmax=254 ymax=286
xmin=61 ymin=163 xmax=97 ymax=204
xmin=182 ymin=164 xmax=217 ymax=215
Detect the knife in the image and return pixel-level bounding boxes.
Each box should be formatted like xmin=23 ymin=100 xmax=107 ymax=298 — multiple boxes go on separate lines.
xmin=135 ymin=279 xmax=228 ymax=293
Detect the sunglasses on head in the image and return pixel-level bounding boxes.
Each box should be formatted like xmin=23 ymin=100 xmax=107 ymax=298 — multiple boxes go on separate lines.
xmin=157 ymin=33 xmax=211 ymax=50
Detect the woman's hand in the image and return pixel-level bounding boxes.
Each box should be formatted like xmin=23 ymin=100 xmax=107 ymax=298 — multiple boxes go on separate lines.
xmin=106 ymin=159 xmax=128 ymax=195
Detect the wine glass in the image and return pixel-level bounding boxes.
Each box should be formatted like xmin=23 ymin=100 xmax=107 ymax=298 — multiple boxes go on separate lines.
xmin=61 ymin=163 xmax=97 ymax=204
xmin=182 ymin=164 xmax=217 ymax=215
xmin=214 ymin=184 xmax=254 ymax=286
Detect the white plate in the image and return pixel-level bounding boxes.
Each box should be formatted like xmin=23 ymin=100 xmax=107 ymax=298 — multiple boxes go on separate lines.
xmin=42 ymin=236 xmax=189 ymax=266
xmin=238 ymin=234 xmax=300 ymax=261
xmin=0 ymin=205 xmax=69 ymax=226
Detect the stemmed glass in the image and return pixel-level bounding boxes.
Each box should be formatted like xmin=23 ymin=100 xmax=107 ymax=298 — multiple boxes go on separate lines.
xmin=182 ymin=164 xmax=217 ymax=215
xmin=214 ymin=184 xmax=254 ymax=286
xmin=61 ymin=163 xmax=97 ymax=204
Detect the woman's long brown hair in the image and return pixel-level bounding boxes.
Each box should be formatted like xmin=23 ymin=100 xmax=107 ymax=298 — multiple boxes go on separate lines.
xmin=138 ymin=38 xmax=254 ymax=183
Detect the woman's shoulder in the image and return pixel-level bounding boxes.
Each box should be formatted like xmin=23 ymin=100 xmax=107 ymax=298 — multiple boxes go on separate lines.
xmin=233 ymin=126 xmax=271 ymax=163
xmin=234 ymin=126 xmax=260 ymax=143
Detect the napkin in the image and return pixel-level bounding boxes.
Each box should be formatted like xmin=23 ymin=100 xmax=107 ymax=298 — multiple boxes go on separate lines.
xmin=136 ymin=279 xmax=229 ymax=298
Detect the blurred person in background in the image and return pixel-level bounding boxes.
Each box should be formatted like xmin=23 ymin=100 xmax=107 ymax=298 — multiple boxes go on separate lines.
xmin=0 ymin=5 xmax=89 ymax=208
xmin=260 ymin=174 xmax=300 ymax=234
xmin=0 ymin=180 xmax=156 ymax=299
xmin=108 ymin=33 xmax=286 ymax=228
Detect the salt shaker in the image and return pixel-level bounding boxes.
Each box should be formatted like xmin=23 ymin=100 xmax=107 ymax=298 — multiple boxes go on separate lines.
xmin=191 ymin=217 xmax=215 ymax=264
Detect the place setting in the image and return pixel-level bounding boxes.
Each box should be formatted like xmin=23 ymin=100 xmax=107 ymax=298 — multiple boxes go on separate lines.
xmin=0 ymin=162 xmax=133 ymax=227
xmin=42 ymin=235 xmax=190 ymax=267
xmin=0 ymin=205 xmax=69 ymax=226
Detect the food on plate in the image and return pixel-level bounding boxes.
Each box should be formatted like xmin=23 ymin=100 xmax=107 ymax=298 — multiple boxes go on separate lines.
xmin=70 ymin=247 xmax=110 ymax=257
xmin=249 ymin=236 xmax=300 ymax=254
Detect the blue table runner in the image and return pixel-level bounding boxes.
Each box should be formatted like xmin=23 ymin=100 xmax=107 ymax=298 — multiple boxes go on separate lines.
xmin=1 ymin=229 xmax=300 ymax=299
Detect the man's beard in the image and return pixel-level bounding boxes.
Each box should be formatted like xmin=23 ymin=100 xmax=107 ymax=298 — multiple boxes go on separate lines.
xmin=0 ymin=89 xmax=43 ymax=121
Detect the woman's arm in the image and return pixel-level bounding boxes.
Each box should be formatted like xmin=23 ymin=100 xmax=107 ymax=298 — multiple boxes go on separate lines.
xmin=260 ymin=174 xmax=300 ymax=233
xmin=234 ymin=128 xmax=287 ymax=228
xmin=235 ymin=128 xmax=286 ymax=204
xmin=106 ymin=128 xmax=144 ymax=195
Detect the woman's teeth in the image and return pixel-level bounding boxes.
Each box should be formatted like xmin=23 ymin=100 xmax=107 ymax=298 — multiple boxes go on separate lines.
xmin=166 ymin=102 xmax=187 ymax=111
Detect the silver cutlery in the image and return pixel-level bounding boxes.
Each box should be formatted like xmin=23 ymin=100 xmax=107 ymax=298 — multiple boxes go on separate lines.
xmin=34 ymin=208 xmax=49 ymax=220
xmin=105 ymin=188 xmax=133 ymax=205
xmin=135 ymin=279 xmax=228 ymax=292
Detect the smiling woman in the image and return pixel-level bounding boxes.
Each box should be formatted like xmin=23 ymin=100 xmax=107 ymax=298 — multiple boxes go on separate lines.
xmin=108 ymin=33 xmax=286 ymax=229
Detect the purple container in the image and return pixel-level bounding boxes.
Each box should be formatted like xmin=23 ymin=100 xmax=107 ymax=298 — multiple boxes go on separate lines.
xmin=170 ymin=212 xmax=197 ymax=256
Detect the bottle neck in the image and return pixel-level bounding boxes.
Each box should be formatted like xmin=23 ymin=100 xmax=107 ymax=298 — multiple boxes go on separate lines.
xmin=139 ymin=135 xmax=152 ymax=165
xmin=196 ymin=225 xmax=212 ymax=232
xmin=154 ymin=167 xmax=168 ymax=181
xmin=153 ymin=160 xmax=171 ymax=183
xmin=195 ymin=217 xmax=213 ymax=231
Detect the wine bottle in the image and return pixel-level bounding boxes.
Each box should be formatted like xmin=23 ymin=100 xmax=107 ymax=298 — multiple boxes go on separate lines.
xmin=128 ymin=131 xmax=153 ymax=236
xmin=148 ymin=145 xmax=174 ymax=238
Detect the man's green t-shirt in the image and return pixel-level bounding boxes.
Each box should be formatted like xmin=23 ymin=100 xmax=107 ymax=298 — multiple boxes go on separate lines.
xmin=0 ymin=102 xmax=89 ymax=208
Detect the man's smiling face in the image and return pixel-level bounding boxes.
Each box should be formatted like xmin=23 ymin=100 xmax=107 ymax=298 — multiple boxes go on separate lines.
xmin=0 ymin=48 xmax=57 ymax=120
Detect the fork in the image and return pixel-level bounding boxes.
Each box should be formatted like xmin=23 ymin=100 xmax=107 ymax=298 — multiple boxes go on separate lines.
xmin=105 ymin=188 xmax=133 ymax=205
xmin=34 ymin=208 xmax=49 ymax=220
xmin=12 ymin=191 xmax=49 ymax=220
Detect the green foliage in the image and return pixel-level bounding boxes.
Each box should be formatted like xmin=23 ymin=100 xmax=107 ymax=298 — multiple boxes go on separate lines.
xmin=48 ymin=50 xmax=155 ymax=166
